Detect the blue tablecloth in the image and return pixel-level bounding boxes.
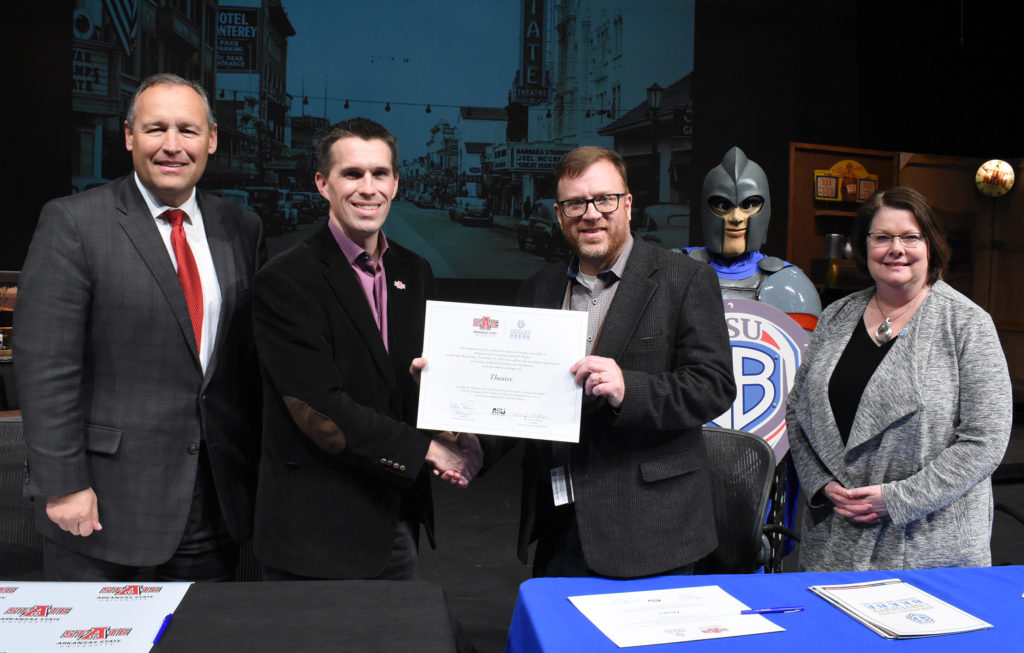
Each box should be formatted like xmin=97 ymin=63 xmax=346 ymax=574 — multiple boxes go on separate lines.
xmin=507 ymin=566 xmax=1024 ymax=652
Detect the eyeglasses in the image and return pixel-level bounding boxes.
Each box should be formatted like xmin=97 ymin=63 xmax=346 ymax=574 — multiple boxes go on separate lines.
xmin=557 ymin=193 xmax=626 ymax=218
xmin=866 ymin=232 xmax=927 ymax=248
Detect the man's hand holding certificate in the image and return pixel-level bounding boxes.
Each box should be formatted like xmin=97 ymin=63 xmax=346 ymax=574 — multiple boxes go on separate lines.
xmin=416 ymin=300 xmax=586 ymax=443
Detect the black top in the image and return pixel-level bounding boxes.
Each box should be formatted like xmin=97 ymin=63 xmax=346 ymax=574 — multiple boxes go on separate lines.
xmin=828 ymin=320 xmax=897 ymax=445
xmin=158 ymin=580 xmax=459 ymax=652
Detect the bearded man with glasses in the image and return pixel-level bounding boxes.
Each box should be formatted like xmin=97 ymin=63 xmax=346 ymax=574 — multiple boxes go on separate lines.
xmin=489 ymin=146 xmax=735 ymax=579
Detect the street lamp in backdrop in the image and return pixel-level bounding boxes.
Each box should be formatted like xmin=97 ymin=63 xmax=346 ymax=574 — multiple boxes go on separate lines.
xmin=647 ymin=82 xmax=664 ymax=205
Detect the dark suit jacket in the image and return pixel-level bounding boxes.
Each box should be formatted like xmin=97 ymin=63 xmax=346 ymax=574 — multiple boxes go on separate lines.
xmin=515 ymin=238 xmax=736 ymax=578
xmin=15 ymin=175 xmax=265 ymax=566
xmin=252 ymin=223 xmax=437 ymax=579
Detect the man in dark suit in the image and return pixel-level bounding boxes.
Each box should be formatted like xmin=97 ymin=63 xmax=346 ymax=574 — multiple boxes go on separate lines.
xmin=513 ymin=146 xmax=735 ymax=578
xmin=252 ymin=118 xmax=480 ymax=581
xmin=16 ymin=73 xmax=265 ymax=581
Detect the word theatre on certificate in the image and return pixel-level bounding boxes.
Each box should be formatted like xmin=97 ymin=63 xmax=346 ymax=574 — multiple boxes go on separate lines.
xmin=417 ymin=300 xmax=586 ymax=443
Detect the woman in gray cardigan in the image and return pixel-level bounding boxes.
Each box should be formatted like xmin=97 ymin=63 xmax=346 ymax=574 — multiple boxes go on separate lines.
xmin=787 ymin=187 xmax=1012 ymax=571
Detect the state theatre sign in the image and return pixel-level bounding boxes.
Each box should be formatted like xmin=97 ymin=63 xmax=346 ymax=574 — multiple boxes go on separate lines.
xmin=514 ymin=0 xmax=548 ymax=106
xmin=708 ymin=299 xmax=809 ymax=461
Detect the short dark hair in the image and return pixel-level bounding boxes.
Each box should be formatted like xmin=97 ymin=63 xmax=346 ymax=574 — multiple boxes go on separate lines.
xmin=316 ymin=117 xmax=399 ymax=176
xmin=553 ymin=146 xmax=628 ymax=195
xmin=851 ymin=186 xmax=950 ymax=285
xmin=126 ymin=73 xmax=215 ymax=130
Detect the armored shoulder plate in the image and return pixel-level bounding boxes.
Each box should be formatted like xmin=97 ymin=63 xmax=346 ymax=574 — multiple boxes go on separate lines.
xmin=758 ymin=266 xmax=822 ymax=317
xmin=687 ymin=248 xmax=711 ymax=263
xmin=758 ymin=256 xmax=786 ymax=274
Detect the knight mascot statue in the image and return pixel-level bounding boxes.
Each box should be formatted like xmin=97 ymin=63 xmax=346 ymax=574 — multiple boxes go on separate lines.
xmin=688 ymin=146 xmax=821 ymax=329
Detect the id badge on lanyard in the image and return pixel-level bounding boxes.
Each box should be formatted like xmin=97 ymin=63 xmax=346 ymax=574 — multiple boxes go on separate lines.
xmin=550 ymin=465 xmax=575 ymax=506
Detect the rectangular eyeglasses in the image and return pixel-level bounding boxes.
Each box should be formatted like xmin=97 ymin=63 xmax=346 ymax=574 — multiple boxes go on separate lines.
xmin=557 ymin=193 xmax=626 ymax=218
xmin=866 ymin=232 xmax=926 ymax=248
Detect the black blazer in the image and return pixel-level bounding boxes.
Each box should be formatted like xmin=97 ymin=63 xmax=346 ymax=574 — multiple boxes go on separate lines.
xmin=252 ymin=223 xmax=437 ymax=578
xmin=16 ymin=175 xmax=265 ymax=566
xmin=514 ymin=238 xmax=736 ymax=577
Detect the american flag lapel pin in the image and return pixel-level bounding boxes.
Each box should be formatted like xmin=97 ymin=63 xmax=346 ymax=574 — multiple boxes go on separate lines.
xmin=393 ymin=280 xmax=406 ymax=290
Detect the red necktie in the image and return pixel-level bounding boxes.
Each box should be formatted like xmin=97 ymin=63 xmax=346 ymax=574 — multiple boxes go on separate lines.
xmin=163 ymin=209 xmax=203 ymax=353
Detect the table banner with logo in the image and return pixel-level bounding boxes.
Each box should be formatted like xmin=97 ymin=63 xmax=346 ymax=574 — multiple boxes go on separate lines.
xmin=0 ymin=581 xmax=191 ymax=652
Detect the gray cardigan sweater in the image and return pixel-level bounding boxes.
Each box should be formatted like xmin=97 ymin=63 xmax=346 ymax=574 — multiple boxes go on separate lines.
xmin=787 ymin=281 xmax=1012 ymax=571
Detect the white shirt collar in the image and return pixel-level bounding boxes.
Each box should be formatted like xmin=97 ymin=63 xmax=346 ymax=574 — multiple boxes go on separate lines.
xmin=133 ymin=172 xmax=201 ymax=223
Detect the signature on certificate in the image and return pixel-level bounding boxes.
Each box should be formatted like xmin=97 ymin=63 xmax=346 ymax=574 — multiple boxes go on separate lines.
xmin=449 ymin=400 xmax=474 ymax=417
xmin=513 ymin=410 xmax=551 ymax=426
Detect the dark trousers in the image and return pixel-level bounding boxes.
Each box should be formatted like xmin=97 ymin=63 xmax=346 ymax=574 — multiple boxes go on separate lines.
xmin=534 ymin=506 xmax=695 ymax=579
xmin=262 ymin=519 xmax=420 ymax=581
xmin=43 ymin=446 xmax=237 ymax=582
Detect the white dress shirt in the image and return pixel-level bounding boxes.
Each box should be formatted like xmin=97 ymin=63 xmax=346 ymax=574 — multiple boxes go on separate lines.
xmin=134 ymin=173 xmax=222 ymax=372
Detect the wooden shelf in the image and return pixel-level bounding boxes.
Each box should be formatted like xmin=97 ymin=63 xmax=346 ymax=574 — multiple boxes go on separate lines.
xmin=814 ymin=209 xmax=857 ymax=218
xmin=815 ymin=210 xmax=858 ymax=237
xmin=788 ymin=142 xmax=898 ymax=284
xmin=791 ymin=143 xmax=1024 ymax=399
xmin=810 ymin=258 xmax=868 ymax=291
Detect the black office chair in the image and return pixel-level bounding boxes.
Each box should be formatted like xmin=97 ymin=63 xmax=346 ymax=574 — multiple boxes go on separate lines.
xmin=695 ymin=426 xmax=777 ymax=574
xmin=762 ymin=453 xmax=803 ymax=573
xmin=0 ymin=417 xmax=44 ymax=579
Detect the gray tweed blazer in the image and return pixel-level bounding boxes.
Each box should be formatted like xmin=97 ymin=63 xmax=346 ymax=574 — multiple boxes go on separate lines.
xmin=513 ymin=238 xmax=736 ymax=577
xmin=787 ymin=281 xmax=1012 ymax=571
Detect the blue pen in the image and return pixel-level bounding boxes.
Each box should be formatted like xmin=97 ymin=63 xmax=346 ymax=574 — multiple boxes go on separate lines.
xmin=153 ymin=613 xmax=174 ymax=644
xmin=740 ymin=606 xmax=804 ymax=615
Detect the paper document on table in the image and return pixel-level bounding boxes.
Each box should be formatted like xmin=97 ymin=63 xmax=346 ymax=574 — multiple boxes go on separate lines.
xmin=417 ymin=300 xmax=586 ymax=442
xmin=808 ymin=578 xmax=992 ymax=639
xmin=0 ymin=581 xmax=191 ymax=653
xmin=568 ymin=585 xmax=784 ymax=647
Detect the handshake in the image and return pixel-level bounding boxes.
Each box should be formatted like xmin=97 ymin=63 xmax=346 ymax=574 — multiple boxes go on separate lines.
xmin=426 ymin=431 xmax=483 ymax=488
xmin=411 ymin=355 xmax=484 ymax=488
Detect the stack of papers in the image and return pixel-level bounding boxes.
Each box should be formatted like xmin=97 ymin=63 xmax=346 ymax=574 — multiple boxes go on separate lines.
xmin=808 ymin=578 xmax=992 ymax=639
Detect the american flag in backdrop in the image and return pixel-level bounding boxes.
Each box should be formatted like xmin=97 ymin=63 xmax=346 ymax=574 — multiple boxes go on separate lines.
xmin=104 ymin=0 xmax=137 ymax=56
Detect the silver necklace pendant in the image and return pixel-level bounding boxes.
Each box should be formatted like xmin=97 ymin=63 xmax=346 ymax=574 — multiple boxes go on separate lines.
xmin=876 ymin=317 xmax=893 ymax=343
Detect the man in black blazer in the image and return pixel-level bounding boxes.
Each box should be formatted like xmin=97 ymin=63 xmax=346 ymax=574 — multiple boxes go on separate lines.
xmin=513 ymin=146 xmax=735 ymax=578
xmin=252 ymin=118 xmax=480 ymax=580
xmin=16 ymin=74 xmax=265 ymax=581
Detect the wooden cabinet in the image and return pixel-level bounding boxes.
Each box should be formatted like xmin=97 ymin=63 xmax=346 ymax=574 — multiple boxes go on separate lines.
xmin=787 ymin=143 xmax=898 ymax=304
xmin=788 ymin=142 xmax=1024 ymax=396
xmin=899 ymin=153 xmax=1024 ymax=398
